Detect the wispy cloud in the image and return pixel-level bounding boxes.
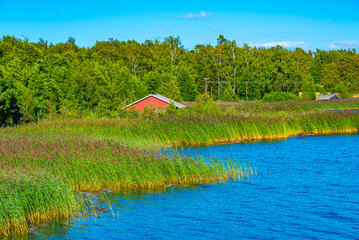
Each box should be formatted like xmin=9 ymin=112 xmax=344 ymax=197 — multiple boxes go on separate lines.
xmin=155 ymin=28 xmax=170 ymax=33
xmin=329 ymin=41 xmax=359 ymax=49
xmin=251 ymin=41 xmax=306 ymax=48
xmin=177 ymin=11 xmax=214 ymax=19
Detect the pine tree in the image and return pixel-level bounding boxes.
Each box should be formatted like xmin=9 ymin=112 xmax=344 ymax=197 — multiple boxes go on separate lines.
xmin=144 ymin=71 xmax=162 ymax=93
xmin=221 ymin=84 xmax=238 ymax=102
xmin=157 ymin=80 xmax=182 ymax=102
xmin=177 ymin=67 xmax=197 ymax=101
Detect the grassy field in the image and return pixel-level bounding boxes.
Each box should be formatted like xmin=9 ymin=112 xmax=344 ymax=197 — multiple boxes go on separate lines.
xmin=1 ymin=99 xmax=358 ymax=236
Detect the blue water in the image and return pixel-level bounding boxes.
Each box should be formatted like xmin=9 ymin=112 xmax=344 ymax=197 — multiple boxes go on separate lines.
xmin=25 ymin=134 xmax=359 ymax=239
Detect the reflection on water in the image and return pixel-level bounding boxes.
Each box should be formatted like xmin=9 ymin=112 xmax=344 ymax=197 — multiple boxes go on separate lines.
xmin=23 ymin=134 xmax=359 ymax=240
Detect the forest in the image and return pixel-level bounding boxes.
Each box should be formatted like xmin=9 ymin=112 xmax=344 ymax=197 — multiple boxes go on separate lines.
xmin=0 ymin=35 xmax=358 ymax=126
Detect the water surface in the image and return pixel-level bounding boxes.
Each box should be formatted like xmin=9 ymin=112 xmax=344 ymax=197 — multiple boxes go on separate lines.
xmin=24 ymin=134 xmax=359 ymax=239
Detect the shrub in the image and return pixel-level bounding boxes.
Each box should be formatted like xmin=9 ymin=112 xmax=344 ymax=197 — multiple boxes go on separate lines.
xmin=126 ymin=106 xmax=140 ymax=118
xmin=165 ymin=102 xmax=177 ymax=116
xmin=301 ymin=79 xmax=317 ymax=100
xmin=141 ymin=105 xmax=156 ymax=118
xmin=221 ymin=84 xmax=238 ymax=102
xmin=253 ymin=101 xmax=262 ymax=111
xmin=224 ymin=106 xmax=235 ymax=115
xmin=334 ymin=82 xmax=352 ymax=99
xmin=194 ymin=94 xmax=221 ymax=115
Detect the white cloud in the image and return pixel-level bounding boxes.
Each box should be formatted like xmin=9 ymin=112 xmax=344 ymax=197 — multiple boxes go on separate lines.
xmin=155 ymin=28 xmax=170 ymax=32
xmin=178 ymin=11 xmax=214 ymax=19
xmin=251 ymin=41 xmax=306 ymax=48
xmin=329 ymin=41 xmax=359 ymax=49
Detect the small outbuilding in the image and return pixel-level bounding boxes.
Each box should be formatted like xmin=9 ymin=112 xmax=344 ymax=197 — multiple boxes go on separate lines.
xmin=316 ymin=93 xmax=341 ymax=101
xmin=125 ymin=94 xmax=186 ymax=111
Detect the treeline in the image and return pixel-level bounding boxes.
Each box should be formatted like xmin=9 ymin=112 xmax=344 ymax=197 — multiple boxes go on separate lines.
xmin=0 ymin=35 xmax=358 ymax=125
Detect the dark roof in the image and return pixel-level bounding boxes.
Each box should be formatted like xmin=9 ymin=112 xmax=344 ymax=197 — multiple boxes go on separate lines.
xmin=125 ymin=94 xmax=186 ymax=109
xmin=316 ymin=94 xmax=341 ymax=101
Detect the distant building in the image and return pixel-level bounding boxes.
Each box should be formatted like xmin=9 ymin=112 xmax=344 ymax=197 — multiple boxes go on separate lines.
xmin=125 ymin=94 xmax=186 ymax=111
xmin=316 ymin=93 xmax=341 ymax=101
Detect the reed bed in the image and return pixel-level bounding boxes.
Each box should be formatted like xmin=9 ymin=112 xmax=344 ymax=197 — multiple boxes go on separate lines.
xmin=0 ymin=137 xmax=246 ymax=236
xmin=0 ymin=169 xmax=88 ymax=237
xmin=8 ymin=110 xmax=358 ymax=147
xmin=1 ymin=108 xmax=358 ymax=236
xmin=0 ymin=138 xmax=243 ymax=191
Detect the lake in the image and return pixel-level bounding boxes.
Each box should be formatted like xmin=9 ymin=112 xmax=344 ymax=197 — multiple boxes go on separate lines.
xmin=24 ymin=134 xmax=359 ymax=239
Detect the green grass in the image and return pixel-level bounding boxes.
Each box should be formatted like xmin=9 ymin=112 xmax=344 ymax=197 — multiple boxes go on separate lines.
xmin=0 ymin=136 xmax=248 ymax=236
xmin=1 ymin=100 xmax=358 ymax=236
xmin=0 ymin=170 xmax=89 ymax=237
xmin=6 ymin=110 xmax=358 ymax=147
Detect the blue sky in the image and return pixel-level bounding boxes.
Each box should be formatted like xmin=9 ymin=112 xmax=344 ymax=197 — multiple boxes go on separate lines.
xmin=0 ymin=0 xmax=358 ymax=50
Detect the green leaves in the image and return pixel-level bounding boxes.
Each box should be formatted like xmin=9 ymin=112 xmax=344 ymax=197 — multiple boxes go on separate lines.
xmin=157 ymin=79 xmax=182 ymax=102
xmin=301 ymin=79 xmax=317 ymax=100
xmin=0 ymin=35 xmax=358 ymax=125
xmin=177 ymin=67 xmax=197 ymax=101
xmin=0 ymin=78 xmax=21 ymax=126
xmin=221 ymin=84 xmax=238 ymax=102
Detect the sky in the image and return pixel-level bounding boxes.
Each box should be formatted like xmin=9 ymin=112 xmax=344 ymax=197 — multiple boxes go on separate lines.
xmin=0 ymin=0 xmax=358 ymax=50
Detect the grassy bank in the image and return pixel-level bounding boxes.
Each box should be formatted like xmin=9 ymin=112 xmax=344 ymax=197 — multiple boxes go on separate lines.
xmin=5 ymin=110 xmax=358 ymax=147
xmin=1 ymin=103 xmax=358 ymax=236
xmin=0 ymin=136 xmax=246 ymax=236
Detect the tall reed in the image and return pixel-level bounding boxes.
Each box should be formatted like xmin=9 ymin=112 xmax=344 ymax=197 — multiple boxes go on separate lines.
xmin=0 ymin=138 xmax=245 ymax=191
xmin=8 ymin=111 xmax=357 ymax=147
xmin=0 ymin=137 xmax=248 ymax=236
xmin=0 ymin=169 xmax=88 ymax=236
xmin=1 ymin=108 xmax=357 ymax=236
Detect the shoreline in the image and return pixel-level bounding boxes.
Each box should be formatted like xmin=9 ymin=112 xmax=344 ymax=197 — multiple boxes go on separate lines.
xmin=169 ymin=129 xmax=359 ymax=148
xmin=1 ymin=111 xmax=358 ymax=237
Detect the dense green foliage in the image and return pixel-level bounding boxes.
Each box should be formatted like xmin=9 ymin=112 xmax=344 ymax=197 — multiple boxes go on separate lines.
xmin=262 ymin=92 xmax=299 ymax=102
xmin=1 ymin=35 xmax=358 ymax=125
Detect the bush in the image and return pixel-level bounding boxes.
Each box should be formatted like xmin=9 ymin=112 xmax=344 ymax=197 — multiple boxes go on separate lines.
xmin=126 ymin=106 xmax=140 ymax=118
xmin=224 ymin=106 xmax=235 ymax=115
xmin=165 ymin=102 xmax=177 ymax=116
xmin=301 ymin=79 xmax=316 ymax=100
xmin=141 ymin=105 xmax=156 ymax=118
xmin=262 ymin=92 xmax=299 ymax=102
xmin=194 ymin=94 xmax=221 ymax=115
xmin=253 ymin=101 xmax=262 ymax=111
xmin=334 ymin=82 xmax=352 ymax=99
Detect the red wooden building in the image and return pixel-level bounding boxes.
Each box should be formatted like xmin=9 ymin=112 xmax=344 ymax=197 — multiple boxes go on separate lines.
xmin=125 ymin=94 xmax=186 ymax=111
